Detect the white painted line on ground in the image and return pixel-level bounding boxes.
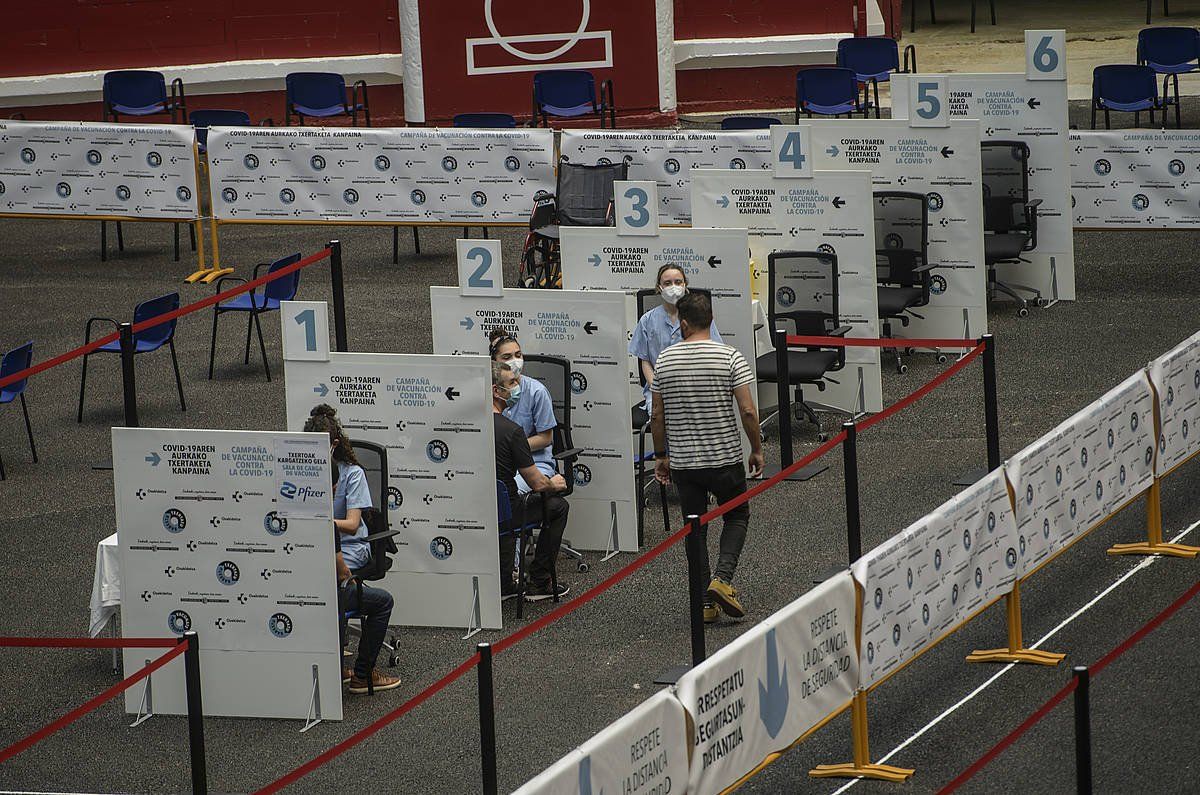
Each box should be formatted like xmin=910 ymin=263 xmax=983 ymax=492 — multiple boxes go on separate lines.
xmin=829 ymin=517 xmax=1200 ymax=793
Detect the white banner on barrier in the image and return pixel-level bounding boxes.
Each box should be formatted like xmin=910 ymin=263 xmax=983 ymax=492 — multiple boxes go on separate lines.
xmin=0 ymin=120 xmax=199 ymax=220
xmin=1006 ymin=372 xmax=1156 ymax=577
xmin=806 ymin=119 xmax=988 ymax=345
xmin=207 ymin=126 xmax=555 ymax=224
xmin=892 ymin=73 xmax=1075 ymax=301
xmin=429 ymin=287 xmax=635 ymax=552
xmin=113 ymin=427 xmax=342 ymax=719
xmin=282 ymin=304 xmax=501 ymax=629
xmin=854 ymin=468 xmax=1018 ymax=689
xmin=690 ymin=167 xmax=882 ymax=414
xmin=1149 ymin=331 xmax=1200 ymax=476
xmin=1069 ymin=130 xmax=1200 ymax=229
xmin=512 ymin=689 xmax=690 ymax=795
xmin=676 ymin=571 xmax=857 ymax=795
xmin=559 ymin=129 xmax=772 ymax=225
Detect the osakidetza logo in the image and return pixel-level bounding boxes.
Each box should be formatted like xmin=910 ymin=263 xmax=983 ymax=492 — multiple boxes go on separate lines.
xmin=279 ymin=481 xmax=327 ymax=503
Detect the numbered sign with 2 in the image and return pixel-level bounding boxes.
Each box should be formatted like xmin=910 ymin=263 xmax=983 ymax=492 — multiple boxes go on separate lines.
xmin=456 ymin=239 xmax=503 ymax=297
xmin=280 ymin=300 xmax=330 ymax=361
xmin=771 ymin=125 xmax=814 ymax=178
xmin=614 ymin=180 xmax=659 ymax=236
xmin=909 ymin=75 xmax=950 ymax=127
xmin=1026 ymin=30 xmax=1066 ymax=81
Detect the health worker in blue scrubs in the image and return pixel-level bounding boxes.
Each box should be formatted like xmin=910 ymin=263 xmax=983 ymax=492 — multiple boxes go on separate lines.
xmin=489 ymin=326 xmax=557 ymax=493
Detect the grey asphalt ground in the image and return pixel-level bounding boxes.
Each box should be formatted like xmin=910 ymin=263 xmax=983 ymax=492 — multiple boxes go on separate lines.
xmin=1 ymin=102 xmax=1198 ymax=795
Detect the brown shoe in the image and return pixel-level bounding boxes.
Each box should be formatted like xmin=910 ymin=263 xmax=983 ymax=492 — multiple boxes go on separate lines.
xmin=342 ymin=666 xmax=353 ymax=684
xmin=348 ymin=669 xmax=401 ymax=694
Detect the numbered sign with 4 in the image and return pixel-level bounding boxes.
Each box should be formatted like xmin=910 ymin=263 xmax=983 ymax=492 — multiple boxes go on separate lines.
xmin=771 ymin=125 xmax=814 ymax=179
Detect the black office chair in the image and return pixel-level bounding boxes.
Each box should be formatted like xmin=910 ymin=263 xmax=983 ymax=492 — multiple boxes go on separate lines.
xmin=347 ymin=439 xmax=401 ymax=666
xmin=873 ymin=191 xmax=938 ymax=374
xmin=981 ymin=141 xmax=1044 ymax=317
xmin=755 ymin=251 xmax=851 ymax=441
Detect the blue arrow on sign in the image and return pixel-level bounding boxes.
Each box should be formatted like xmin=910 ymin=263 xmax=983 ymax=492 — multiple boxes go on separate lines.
xmin=716 ymin=195 xmax=730 ymax=208
xmin=826 ymin=145 xmax=839 ymax=157
xmin=578 ymin=755 xmax=602 ymax=795
xmin=758 ymin=627 xmax=789 ymax=739
xmin=313 ymin=383 xmax=329 ymax=397
xmin=145 ymin=452 xmax=161 ymax=466
xmin=460 ymin=316 xmax=474 ymax=331
xmin=588 ymin=253 xmax=601 ymax=267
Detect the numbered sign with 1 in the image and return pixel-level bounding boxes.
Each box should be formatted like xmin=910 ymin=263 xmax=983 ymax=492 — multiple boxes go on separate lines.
xmin=280 ymin=300 xmax=330 ymax=361
xmin=456 ymin=238 xmax=503 ymax=297
xmin=614 ymin=180 xmax=659 ymax=236
xmin=909 ymin=75 xmax=950 ymax=128
xmin=771 ymin=125 xmax=814 ymax=178
xmin=1026 ymin=30 xmax=1066 ymax=81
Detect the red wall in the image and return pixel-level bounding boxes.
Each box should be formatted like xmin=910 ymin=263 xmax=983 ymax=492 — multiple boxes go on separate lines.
xmin=673 ymin=0 xmax=854 ymax=39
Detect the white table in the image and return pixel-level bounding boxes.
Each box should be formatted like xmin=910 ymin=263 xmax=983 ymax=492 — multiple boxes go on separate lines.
xmin=90 ymin=532 xmax=121 ymax=638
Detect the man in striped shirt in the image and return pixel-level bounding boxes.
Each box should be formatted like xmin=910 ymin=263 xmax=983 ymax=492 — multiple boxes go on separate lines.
xmin=650 ymin=292 xmax=763 ymax=622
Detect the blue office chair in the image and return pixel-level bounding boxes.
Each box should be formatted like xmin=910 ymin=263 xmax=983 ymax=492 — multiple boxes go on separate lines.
xmin=1091 ymin=64 xmax=1165 ymax=128
xmin=532 ymin=70 xmax=616 ymax=128
xmin=103 ymin=70 xmax=187 ymax=123
xmin=209 ymin=252 xmax=302 ymax=382
xmin=453 ymin=112 xmax=518 ymax=128
xmin=496 ymin=480 xmax=561 ymax=619
xmin=77 ymin=293 xmax=185 ymax=422
xmin=0 ymin=342 xmax=37 ymax=481
xmin=720 ymin=116 xmax=781 ymax=130
xmin=837 ymin=37 xmax=917 ymax=118
xmin=285 ymin=72 xmax=370 ymax=126
xmin=796 ymin=67 xmax=864 ymax=121
xmin=1137 ymin=27 xmax=1199 ymax=128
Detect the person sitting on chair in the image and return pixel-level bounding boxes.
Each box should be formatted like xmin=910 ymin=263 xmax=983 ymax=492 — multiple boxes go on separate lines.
xmin=492 ymin=360 xmax=571 ymax=602
xmin=305 ymin=404 xmax=373 ymax=571
xmin=489 ymin=326 xmax=557 ymax=493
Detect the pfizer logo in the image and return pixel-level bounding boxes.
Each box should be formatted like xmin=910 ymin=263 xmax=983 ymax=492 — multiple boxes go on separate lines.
xmin=664 ymin=158 xmax=681 ymax=175
xmin=310 ymin=155 xmax=326 ymax=171
xmin=1132 ymin=193 xmax=1150 ymax=212
xmin=86 ymin=150 xmax=103 ymax=166
xmin=19 ymin=147 xmax=35 ymax=164
xmin=776 ymin=286 xmax=796 ymax=308
xmin=926 ymin=192 xmax=944 ymax=212
xmin=268 ymin=613 xmax=293 ymax=638
xmin=1094 ymin=159 xmax=1111 ymax=176
xmin=1169 ymin=159 xmax=1186 ymax=176
xmin=116 ymin=185 xmax=131 ymax=201
xmin=375 ymin=155 xmax=391 ymax=171
xmin=504 ymin=156 xmax=520 ymax=172
xmin=56 ymin=182 xmax=71 ymax=198
xmin=167 ymin=610 xmax=192 ymax=635
xmin=163 ymin=508 xmax=187 ymax=533
xmin=429 ymin=536 xmax=453 ymax=560
xmin=343 ymin=188 xmax=359 ymax=205
xmin=570 ymin=371 xmax=588 ymax=394
xmin=411 ymin=189 xmax=426 ymax=206
xmin=146 ymin=151 xmax=162 ymax=168
xmin=216 ymin=561 xmax=240 ymax=586
xmin=264 ymin=511 xmax=287 ymax=536
xmin=573 ymin=463 xmax=592 ymax=487
xmin=177 ymin=186 xmax=192 ymax=202
xmin=279 ymin=188 xmax=295 ymax=205
xmin=471 ymin=190 xmax=487 ymax=207
xmin=243 ymin=153 xmax=259 ymax=170
xmin=221 ymin=187 xmax=238 ymax=204
xmin=441 ymin=156 xmax=458 ymax=172
xmin=426 ymin=439 xmax=450 ymax=463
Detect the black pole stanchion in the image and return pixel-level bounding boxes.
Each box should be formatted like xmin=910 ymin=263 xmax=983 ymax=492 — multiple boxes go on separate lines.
xmin=119 ymin=322 xmax=139 ymax=428
xmin=774 ymin=328 xmax=793 ymax=468
xmin=982 ymin=333 xmax=1001 ymax=473
xmin=1073 ymin=666 xmax=1093 ymax=795
xmin=182 ymin=631 xmax=207 ymax=795
xmin=685 ymin=514 xmax=707 ymax=668
xmin=843 ymin=421 xmax=862 ymax=564
xmin=477 ymin=642 xmax=498 ymax=795
xmin=327 ymin=240 xmax=349 ymax=352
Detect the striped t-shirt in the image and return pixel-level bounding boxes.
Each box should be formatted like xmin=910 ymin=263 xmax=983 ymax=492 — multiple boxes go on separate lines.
xmin=651 ymin=339 xmax=754 ymax=470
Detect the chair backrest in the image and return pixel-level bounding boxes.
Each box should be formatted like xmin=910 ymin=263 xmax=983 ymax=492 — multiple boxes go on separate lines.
xmin=980 ymin=141 xmax=1031 ymax=233
xmin=765 ymin=251 xmax=838 ymax=335
xmin=349 ymin=439 xmax=387 ymax=515
xmin=1137 ymin=27 xmax=1200 ymax=71
xmin=189 ymin=110 xmax=252 ymax=150
xmin=132 ymin=293 xmax=180 ymax=347
xmin=797 ymin=67 xmax=858 ymax=110
xmin=556 ymin=159 xmax=629 ymax=227
xmin=103 ymin=70 xmax=167 ymax=109
xmin=534 ymin=70 xmax=596 ymax=111
xmin=1092 ymin=64 xmax=1158 ymax=105
xmin=519 ymin=354 xmax=572 ymax=433
xmin=286 ymin=72 xmax=348 ymax=112
xmin=720 ymin=116 xmax=780 ymax=130
xmin=0 ymin=341 xmax=34 ymax=395
xmin=634 ymin=288 xmax=713 ymax=387
xmin=873 ymin=191 xmax=929 ymax=285
xmin=836 ymin=37 xmax=901 ymax=80
xmin=453 ymin=112 xmax=518 ymax=128
xmin=264 ymin=252 xmax=303 ymax=302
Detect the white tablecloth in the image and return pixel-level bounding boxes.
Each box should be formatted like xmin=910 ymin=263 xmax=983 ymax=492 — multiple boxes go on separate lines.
xmin=90 ymin=533 xmax=121 ymax=637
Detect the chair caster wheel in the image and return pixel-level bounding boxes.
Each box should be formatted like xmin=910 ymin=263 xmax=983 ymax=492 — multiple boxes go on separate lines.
xmin=817 ymin=433 xmax=828 ymax=442
xmin=1017 ymin=307 xmax=1029 ymax=318
xmin=905 ymin=347 xmax=914 ymax=355
xmin=389 ymin=654 xmax=400 ymax=667
xmin=759 ymin=431 xmax=767 ymax=442
xmin=897 ymin=363 xmax=909 ymax=374
xmin=1035 ymin=298 xmax=1049 ymax=307
xmin=577 ymin=562 xmax=590 ymax=573
xmin=936 ymin=354 xmax=948 ymax=364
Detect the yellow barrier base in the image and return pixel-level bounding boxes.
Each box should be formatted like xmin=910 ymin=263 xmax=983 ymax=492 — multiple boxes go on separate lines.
xmin=184 ymin=266 xmax=234 ymax=284
xmin=1106 ymin=541 xmax=1200 ymax=558
xmin=965 ymin=647 xmax=1065 ymax=665
xmin=809 ymin=762 xmax=914 ymax=782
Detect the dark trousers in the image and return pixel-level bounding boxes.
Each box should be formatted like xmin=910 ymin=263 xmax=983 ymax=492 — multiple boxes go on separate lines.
xmin=499 ymin=492 xmax=570 ymax=587
xmin=672 ymin=463 xmax=749 ymax=587
xmin=339 ymin=581 xmax=394 ymax=678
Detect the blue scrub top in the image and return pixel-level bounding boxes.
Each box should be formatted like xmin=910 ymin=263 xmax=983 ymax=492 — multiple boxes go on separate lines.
xmin=503 ymin=374 xmax=557 ymax=483
xmin=628 ymin=303 xmax=723 ymax=409
xmin=334 ymin=460 xmax=372 ymax=569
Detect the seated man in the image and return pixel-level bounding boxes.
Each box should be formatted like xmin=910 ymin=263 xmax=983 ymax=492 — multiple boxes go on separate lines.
xmin=335 ymin=510 xmax=401 ymax=694
xmin=492 ymin=360 xmax=571 ymax=601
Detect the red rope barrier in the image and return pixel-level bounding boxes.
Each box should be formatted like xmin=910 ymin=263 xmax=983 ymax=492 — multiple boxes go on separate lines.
xmin=0 ymin=639 xmax=188 ymax=765
xmin=786 ymin=335 xmax=977 ymax=349
xmin=0 ymin=636 xmax=180 ymax=649
xmin=858 ymin=345 xmax=983 ymax=432
xmin=0 ymin=246 xmax=332 ymax=392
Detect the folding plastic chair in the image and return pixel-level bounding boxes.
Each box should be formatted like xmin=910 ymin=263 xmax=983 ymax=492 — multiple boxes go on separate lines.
xmin=0 ymin=342 xmax=37 ymax=481
xmin=1137 ymin=27 xmax=1199 ymax=128
xmin=837 ymin=37 xmax=918 ymax=118
xmin=453 ymin=112 xmax=518 ymax=128
xmin=720 ymin=116 xmax=781 ymax=130
xmin=102 ymin=70 xmax=186 ymax=123
xmin=795 ymin=68 xmax=864 ymax=121
xmin=532 ymin=70 xmax=616 ymax=128
xmin=208 ymin=252 xmax=302 ymax=381
xmin=285 ymin=73 xmax=370 ymax=126
xmin=1091 ymin=64 xmax=1165 ymax=128
xmin=77 ymin=293 xmax=185 ymax=423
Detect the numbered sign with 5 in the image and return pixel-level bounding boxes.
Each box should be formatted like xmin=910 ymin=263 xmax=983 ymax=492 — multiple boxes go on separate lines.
xmin=614 ymin=180 xmax=660 ymax=236
xmin=909 ymin=75 xmax=950 ymax=128
xmin=1026 ymin=30 xmax=1066 ymax=81
xmin=456 ymin=239 xmax=503 ymax=297
xmin=771 ymin=125 xmax=813 ymax=178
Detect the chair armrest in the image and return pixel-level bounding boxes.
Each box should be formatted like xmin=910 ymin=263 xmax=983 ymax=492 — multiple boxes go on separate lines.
xmin=170 ymin=78 xmax=186 ymax=110
xmin=213 ymin=275 xmax=246 ymax=293
xmin=828 ymin=325 xmax=853 ymax=337
xmin=251 ymin=261 xmax=274 ymax=279
xmin=84 ymin=317 xmax=120 ymax=345
xmin=912 ymin=262 xmax=937 ymax=274
xmin=553 ymin=447 xmax=584 ymax=461
xmin=364 ymin=528 xmax=401 ymax=544
xmin=1026 ymin=199 xmax=1044 ymax=210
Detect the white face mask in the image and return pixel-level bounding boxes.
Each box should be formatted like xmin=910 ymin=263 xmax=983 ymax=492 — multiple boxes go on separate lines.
xmin=661 ymin=285 xmax=686 ymax=305
xmin=507 ymin=357 xmax=524 ymax=376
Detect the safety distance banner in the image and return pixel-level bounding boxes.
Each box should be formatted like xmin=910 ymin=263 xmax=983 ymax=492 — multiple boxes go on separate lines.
xmin=893 ymin=74 xmax=1076 ymax=301
xmin=675 ymin=572 xmax=857 ymax=795
xmin=429 ymin=287 xmax=635 ymax=553
xmin=1149 ymin=330 xmax=1200 ymax=476
xmin=113 ymin=427 xmax=342 ymax=720
xmin=512 ymin=689 xmax=690 ymax=795
xmin=0 ymin=120 xmax=199 ymax=219
xmin=691 ymin=168 xmax=882 ymax=414
xmin=560 ymin=129 xmax=772 ymax=224
xmin=854 ymin=468 xmax=1018 ymax=689
xmin=809 ymin=119 xmax=988 ymax=345
xmin=1005 ymin=371 xmax=1156 ymax=578
xmin=207 ymin=126 xmax=555 ymax=224
xmin=1070 ymin=130 xmax=1200 ymax=229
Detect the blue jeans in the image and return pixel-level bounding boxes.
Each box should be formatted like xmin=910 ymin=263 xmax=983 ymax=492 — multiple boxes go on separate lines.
xmin=339 ymin=581 xmax=395 ymax=678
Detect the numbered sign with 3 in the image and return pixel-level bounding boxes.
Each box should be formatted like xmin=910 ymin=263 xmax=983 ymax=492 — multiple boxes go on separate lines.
xmin=614 ymin=180 xmax=660 ymax=235
xmin=1026 ymin=30 xmax=1066 ymax=81
xmin=456 ymin=239 xmax=503 ymax=297
xmin=908 ymin=75 xmax=950 ymax=127
xmin=771 ymin=125 xmax=814 ymax=178
xmin=280 ymin=300 xmax=330 ymax=361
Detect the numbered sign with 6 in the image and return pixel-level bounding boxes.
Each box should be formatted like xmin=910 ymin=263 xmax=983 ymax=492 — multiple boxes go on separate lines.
xmin=1026 ymin=30 xmax=1066 ymax=81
